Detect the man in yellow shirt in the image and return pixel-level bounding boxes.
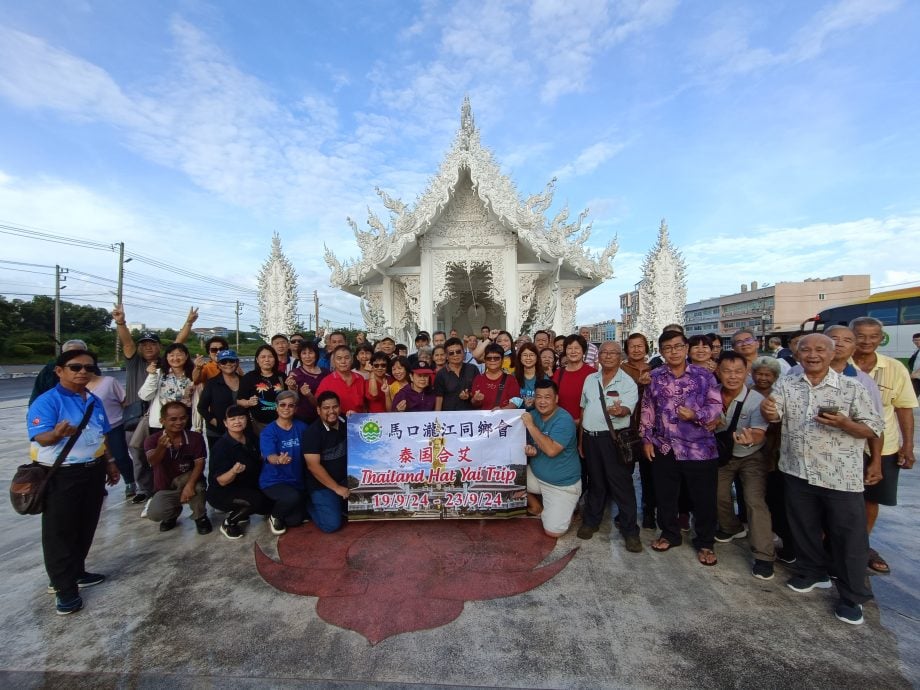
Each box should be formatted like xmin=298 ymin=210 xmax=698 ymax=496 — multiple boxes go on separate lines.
xmin=851 ymin=317 xmax=917 ymax=575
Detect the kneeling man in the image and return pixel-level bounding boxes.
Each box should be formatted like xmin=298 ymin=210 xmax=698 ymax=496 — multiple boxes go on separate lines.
xmin=521 ymin=380 xmax=581 ymax=537
xmin=303 ymin=391 xmax=349 ymax=533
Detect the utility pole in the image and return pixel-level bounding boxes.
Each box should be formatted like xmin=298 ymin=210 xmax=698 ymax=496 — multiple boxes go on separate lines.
xmin=54 ymin=265 xmax=67 ymax=355
xmin=313 ymin=290 xmax=320 ymax=335
xmin=235 ymin=301 xmax=242 ymax=351
xmin=115 ymin=242 xmax=125 ymax=364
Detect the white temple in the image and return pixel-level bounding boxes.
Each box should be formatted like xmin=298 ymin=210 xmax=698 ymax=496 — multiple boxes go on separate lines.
xmin=258 ymin=232 xmax=299 ymax=340
xmin=325 ymin=98 xmax=618 ymax=343
xmin=636 ymin=219 xmax=687 ymax=339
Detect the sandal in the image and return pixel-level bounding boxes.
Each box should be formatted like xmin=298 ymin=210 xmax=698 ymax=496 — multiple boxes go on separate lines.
xmin=651 ymin=537 xmax=676 ymax=552
xmin=697 ymin=548 xmax=718 ymax=566
xmin=868 ymin=548 xmax=890 ymax=574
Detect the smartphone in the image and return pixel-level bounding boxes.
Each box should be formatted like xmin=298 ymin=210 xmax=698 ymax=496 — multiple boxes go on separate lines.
xmin=817 ymin=405 xmax=839 ymax=416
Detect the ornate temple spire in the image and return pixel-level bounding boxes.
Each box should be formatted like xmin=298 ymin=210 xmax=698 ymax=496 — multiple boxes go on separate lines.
xmin=258 ymin=232 xmax=299 ymax=341
xmin=636 ymin=219 xmax=687 ymax=340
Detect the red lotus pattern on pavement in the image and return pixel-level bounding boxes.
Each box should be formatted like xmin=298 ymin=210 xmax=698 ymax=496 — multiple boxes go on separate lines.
xmin=255 ymin=518 xmax=577 ymax=644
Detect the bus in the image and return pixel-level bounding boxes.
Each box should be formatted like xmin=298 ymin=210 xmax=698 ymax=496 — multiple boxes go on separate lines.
xmin=802 ymin=286 xmax=920 ymax=362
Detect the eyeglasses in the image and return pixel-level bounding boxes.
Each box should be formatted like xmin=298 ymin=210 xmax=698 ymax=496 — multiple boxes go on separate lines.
xmin=277 ymin=403 xmax=296 ymax=408
xmin=733 ymin=337 xmax=756 ymax=346
xmin=447 ymin=349 xmax=463 ymax=355
xmin=63 ymin=363 xmax=94 ymax=372
xmin=660 ymin=344 xmax=687 ymax=353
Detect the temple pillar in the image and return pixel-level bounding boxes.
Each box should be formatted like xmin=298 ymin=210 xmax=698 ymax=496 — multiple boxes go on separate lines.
xmin=503 ymin=244 xmax=519 ymax=336
xmin=420 ymin=250 xmax=434 ymax=333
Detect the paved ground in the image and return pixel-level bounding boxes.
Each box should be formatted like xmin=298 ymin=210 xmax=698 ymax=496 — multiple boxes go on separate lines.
xmin=0 ymin=388 xmax=917 ymax=689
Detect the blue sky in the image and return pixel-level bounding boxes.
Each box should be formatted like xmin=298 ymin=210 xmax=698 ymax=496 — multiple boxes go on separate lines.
xmin=0 ymin=0 xmax=918 ymax=331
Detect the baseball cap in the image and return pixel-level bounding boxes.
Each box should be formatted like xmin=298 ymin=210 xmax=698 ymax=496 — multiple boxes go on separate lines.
xmin=216 ymin=349 xmax=239 ymax=362
xmin=415 ymin=331 xmax=431 ymax=342
xmin=138 ymin=332 xmax=161 ymax=344
xmin=410 ymin=363 xmax=435 ymax=376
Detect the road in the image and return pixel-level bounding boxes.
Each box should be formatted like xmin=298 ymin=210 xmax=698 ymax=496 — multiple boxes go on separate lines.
xmin=0 ymin=370 xmax=127 ymax=405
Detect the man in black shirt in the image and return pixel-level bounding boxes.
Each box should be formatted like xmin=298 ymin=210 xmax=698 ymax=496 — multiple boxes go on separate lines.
xmin=434 ymin=337 xmax=479 ymax=411
xmin=303 ymin=391 xmax=349 ymax=533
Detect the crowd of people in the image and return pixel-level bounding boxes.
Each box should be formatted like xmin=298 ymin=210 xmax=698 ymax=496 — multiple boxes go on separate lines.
xmin=25 ymin=306 xmax=917 ymax=625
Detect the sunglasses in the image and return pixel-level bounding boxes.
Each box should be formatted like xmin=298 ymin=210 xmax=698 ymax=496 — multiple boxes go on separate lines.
xmin=209 ymin=347 xmax=223 ymax=353
xmin=372 ymin=362 xmax=388 ymax=368
xmin=219 ymin=359 xmax=239 ymax=365
xmin=447 ymin=349 xmax=463 ymax=355
xmin=290 ymin=339 xmax=304 ymax=344
xmin=63 ymin=363 xmax=94 ymax=373
xmin=484 ymin=355 xmax=502 ymax=361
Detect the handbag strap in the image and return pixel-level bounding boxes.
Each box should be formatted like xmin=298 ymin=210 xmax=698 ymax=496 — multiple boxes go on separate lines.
xmin=494 ymin=373 xmax=508 ymax=407
xmin=596 ymin=378 xmax=617 ymax=436
xmin=724 ymin=389 xmax=747 ymax=435
xmin=45 ymin=400 xmax=96 ymax=483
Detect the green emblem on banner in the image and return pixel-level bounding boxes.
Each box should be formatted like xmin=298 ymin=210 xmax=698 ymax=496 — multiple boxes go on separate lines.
xmin=359 ymin=420 xmax=382 ymax=443
xmin=881 ymin=331 xmax=890 ymax=347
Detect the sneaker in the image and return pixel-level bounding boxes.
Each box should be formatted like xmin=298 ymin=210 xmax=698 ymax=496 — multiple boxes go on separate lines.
xmin=55 ymin=594 xmax=83 ymax=616
xmin=195 ymin=516 xmax=213 ymax=535
xmin=159 ymin=518 xmax=177 ymax=532
xmin=786 ymin=575 xmax=832 ymax=593
xmin=76 ymin=572 xmax=106 ymax=588
xmin=131 ymin=492 xmax=148 ymax=504
xmin=47 ymin=584 xmax=57 ymax=594
xmin=140 ymin=498 xmax=151 ymax=518
xmin=270 ymin=516 xmax=287 ymax=536
xmin=776 ymin=549 xmax=797 ymax=564
xmin=714 ymin=528 xmax=748 ymax=543
xmin=625 ymin=535 xmax=644 ymax=553
xmin=228 ymin=509 xmax=250 ymax=526
xmin=124 ymin=482 xmax=136 ymax=499
xmin=752 ymin=560 xmax=774 ymax=580
xmin=220 ymin=520 xmax=243 ymax=540
xmin=576 ymin=524 xmax=598 ymax=540
xmin=834 ymin=599 xmax=864 ymax=625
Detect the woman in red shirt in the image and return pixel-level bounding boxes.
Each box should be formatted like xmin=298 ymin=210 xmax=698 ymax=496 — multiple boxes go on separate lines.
xmin=471 ymin=343 xmax=521 ymax=410
xmin=551 ymin=334 xmax=595 ymax=424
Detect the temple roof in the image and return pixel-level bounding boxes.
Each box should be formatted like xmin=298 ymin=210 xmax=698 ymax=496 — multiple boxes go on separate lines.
xmin=325 ymin=97 xmax=617 ymax=288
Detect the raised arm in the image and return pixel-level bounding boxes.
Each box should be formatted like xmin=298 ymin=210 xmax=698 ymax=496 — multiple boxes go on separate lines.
xmin=174 ymin=306 xmax=199 ymax=344
xmin=112 ymin=304 xmax=136 ymax=359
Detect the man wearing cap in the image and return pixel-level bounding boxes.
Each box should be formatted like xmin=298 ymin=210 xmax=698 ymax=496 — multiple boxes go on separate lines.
xmin=29 ymin=339 xmax=90 ymax=404
xmin=392 ymin=363 xmax=437 ymax=412
xmin=112 ymin=303 xmax=197 ymax=504
xmin=408 ymin=331 xmax=432 ymax=367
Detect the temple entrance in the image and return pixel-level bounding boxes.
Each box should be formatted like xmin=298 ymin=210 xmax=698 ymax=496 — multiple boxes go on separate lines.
xmin=437 ymin=262 xmax=505 ymax=335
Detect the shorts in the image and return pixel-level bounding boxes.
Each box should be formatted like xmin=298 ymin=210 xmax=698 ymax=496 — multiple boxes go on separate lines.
xmin=527 ymin=467 xmax=581 ymax=535
xmin=864 ymin=453 xmax=900 ymax=506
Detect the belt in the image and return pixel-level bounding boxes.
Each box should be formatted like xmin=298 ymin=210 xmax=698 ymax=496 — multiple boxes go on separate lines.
xmin=582 ymin=429 xmax=612 ymax=437
xmin=44 ymin=458 xmax=105 ymax=470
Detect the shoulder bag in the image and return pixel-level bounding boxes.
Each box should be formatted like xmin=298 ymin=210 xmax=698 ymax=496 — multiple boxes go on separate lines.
xmin=715 ymin=391 xmax=747 ymax=467
xmin=10 ymin=401 xmax=96 ymax=515
xmin=596 ymin=379 xmax=637 ymax=464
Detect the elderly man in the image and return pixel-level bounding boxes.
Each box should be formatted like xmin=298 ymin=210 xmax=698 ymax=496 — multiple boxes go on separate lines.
xmin=434 ymin=337 xmax=480 ymax=411
xmin=522 ymin=380 xmax=582 ymax=537
xmin=533 ymin=330 xmax=551 ymax=352
xmin=317 ymin=330 xmax=347 ymax=370
xmin=641 ymin=330 xmax=722 ymax=565
xmin=29 ymin=339 xmax=89 ymax=404
xmin=578 ymin=342 xmax=641 ymax=551
xmin=762 ymin=334 xmax=883 ymax=625
xmin=713 ymin=351 xmax=773 ymax=579
xmin=850 ymin=316 xmax=917 ymax=575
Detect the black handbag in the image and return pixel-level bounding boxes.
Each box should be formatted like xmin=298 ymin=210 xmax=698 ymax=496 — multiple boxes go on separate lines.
xmin=597 ymin=380 xmax=637 ymax=464
xmin=715 ymin=391 xmax=747 ymax=467
xmin=10 ymin=402 xmax=96 ymax=515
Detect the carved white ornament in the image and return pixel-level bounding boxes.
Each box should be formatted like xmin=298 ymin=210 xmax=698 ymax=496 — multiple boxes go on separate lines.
xmin=258 ymin=233 xmax=299 ymax=341
xmin=636 ymin=219 xmax=687 ymax=339
xmin=324 ymin=97 xmax=617 ymax=334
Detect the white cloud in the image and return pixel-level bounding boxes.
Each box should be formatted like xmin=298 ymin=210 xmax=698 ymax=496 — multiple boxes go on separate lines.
xmin=552 ymin=140 xmax=625 ymax=179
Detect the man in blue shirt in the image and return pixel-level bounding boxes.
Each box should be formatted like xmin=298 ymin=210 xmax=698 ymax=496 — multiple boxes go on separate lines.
xmin=521 ymin=379 xmax=581 ymax=537
xmin=27 ymin=349 xmax=120 ymax=615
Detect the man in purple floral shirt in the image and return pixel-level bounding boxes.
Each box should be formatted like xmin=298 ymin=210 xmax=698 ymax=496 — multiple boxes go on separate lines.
xmin=640 ymin=330 xmax=722 ymax=565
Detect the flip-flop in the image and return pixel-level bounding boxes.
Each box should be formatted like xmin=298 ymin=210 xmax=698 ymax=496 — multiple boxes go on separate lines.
xmin=868 ymin=548 xmax=890 ymax=574
xmin=697 ymin=548 xmax=718 ymax=566
xmin=651 ymin=538 xmax=676 ymax=552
